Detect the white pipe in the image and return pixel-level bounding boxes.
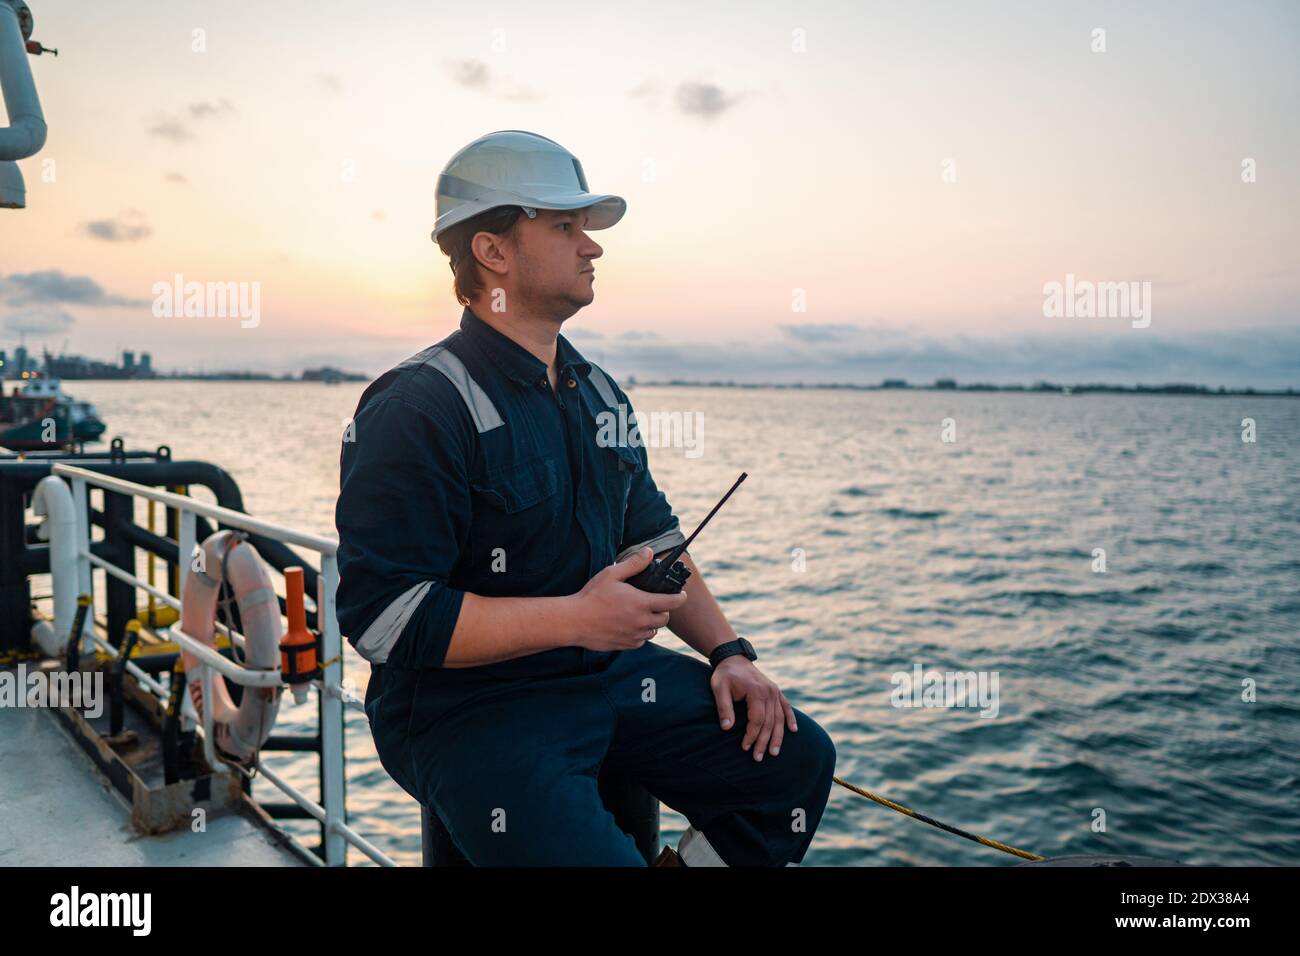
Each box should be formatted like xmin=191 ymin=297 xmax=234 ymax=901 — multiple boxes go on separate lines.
xmin=165 ymin=622 xmax=281 ymax=687
xmin=0 ymin=1 xmax=46 ymax=160
xmin=28 ymin=618 xmax=56 ymax=657
xmin=318 ymin=554 xmax=347 ymax=866
xmin=70 ymin=477 xmax=92 ymax=600
xmin=31 ymin=475 xmax=93 ymax=654
xmin=0 ymin=1 xmax=45 ymax=209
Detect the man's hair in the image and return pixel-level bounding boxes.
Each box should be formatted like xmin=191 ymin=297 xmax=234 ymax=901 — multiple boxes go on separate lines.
xmin=435 ymin=206 xmax=526 ymax=305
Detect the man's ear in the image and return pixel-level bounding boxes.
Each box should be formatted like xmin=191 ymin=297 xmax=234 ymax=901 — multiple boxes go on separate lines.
xmin=471 ymin=230 xmax=511 ymax=278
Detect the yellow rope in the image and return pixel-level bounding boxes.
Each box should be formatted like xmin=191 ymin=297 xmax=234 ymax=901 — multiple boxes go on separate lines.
xmin=833 ymin=775 xmax=1044 ymax=862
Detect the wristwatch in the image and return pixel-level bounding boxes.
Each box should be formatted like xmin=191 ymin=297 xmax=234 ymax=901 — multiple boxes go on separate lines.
xmin=708 ymin=637 xmax=757 ymax=672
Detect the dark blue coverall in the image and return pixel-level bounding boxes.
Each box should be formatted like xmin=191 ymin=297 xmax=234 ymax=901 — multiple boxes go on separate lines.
xmin=335 ymin=306 xmax=836 ymax=865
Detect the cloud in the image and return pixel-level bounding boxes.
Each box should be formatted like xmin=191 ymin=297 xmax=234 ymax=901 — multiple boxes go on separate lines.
xmin=0 ymin=270 xmax=148 ymax=308
xmin=448 ymin=59 xmax=490 ymax=90
xmin=3 ymin=307 xmax=76 ymax=336
xmin=148 ymin=117 xmax=195 ymax=143
xmin=187 ymin=98 xmax=237 ymax=120
xmin=445 ymin=59 xmax=541 ymax=101
xmin=80 ymin=210 xmax=152 ymax=242
xmin=164 ymin=171 xmax=187 ymax=184
xmin=778 ymin=323 xmax=864 ymax=343
xmin=316 ymin=73 xmax=342 ymax=94
xmin=370 ymin=209 xmax=386 ymax=221
xmin=585 ymin=324 xmax=1300 ymax=389
xmin=674 ymin=82 xmax=742 ymax=120
xmin=148 ymin=99 xmax=236 ymax=143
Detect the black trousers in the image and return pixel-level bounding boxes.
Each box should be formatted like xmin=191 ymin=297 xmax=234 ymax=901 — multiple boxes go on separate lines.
xmin=366 ymin=640 xmax=837 ymax=865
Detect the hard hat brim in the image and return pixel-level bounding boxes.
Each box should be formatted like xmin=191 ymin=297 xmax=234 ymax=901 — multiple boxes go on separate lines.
xmin=432 ymin=190 xmax=625 ymax=242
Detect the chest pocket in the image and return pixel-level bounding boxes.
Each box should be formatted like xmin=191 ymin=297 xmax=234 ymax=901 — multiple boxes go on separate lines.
xmin=601 ymin=442 xmax=643 ymax=546
xmin=469 ymin=454 xmax=562 ymax=578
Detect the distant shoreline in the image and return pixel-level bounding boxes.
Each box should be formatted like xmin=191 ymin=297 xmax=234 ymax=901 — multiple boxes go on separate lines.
xmin=627 ymin=381 xmax=1299 ymax=397
xmin=13 ymin=376 xmax=1296 ymax=396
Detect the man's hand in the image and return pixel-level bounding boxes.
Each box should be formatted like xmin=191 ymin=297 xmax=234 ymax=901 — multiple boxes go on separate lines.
xmin=710 ymin=657 xmax=798 ymax=761
xmin=571 ymin=547 xmax=689 ymax=652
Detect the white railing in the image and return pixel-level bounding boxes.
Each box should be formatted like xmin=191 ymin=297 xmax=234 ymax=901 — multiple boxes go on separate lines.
xmin=46 ymin=463 xmax=395 ymax=867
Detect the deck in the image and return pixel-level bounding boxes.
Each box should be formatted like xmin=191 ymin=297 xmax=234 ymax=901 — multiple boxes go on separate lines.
xmin=0 ymin=685 xmax=309 ymax=867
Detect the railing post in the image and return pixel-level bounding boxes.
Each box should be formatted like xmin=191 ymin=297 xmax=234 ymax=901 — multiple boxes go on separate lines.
xmin=0 ymin=472 xmax=30 ymax=651
xmin=178 ymin=509 xmax=195 ymax=595
xmin=318 ymin=553 xmax=346 ymax=866
xmin=69 ymin=476 xmax=93 ymax=652
xmin=200 ymin=662 xmax=217 ymax=769
xmin=102 ymin=489 xmax=135 ymax=648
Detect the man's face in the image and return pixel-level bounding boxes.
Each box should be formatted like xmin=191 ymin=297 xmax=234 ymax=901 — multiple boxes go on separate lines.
xmin=509 ymin=208 xmax=604 ymax=320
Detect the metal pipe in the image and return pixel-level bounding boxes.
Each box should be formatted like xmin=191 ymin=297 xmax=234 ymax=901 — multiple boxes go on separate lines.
xmin=0 ymin=475 xmax=29 ymax=650
xmin=102 ymin=488 xmax=135 ymax=648
xmin=254 ymin=759 xmax=395 ymax=868
xmin=0 ymin=0 xmax=46 ymax=209
xmin=318 ymin=554 xmax=347 ymax=866
xmin=30 ymin=475 xmax=93 ymax=652
xmin=55 ymin=464 xmax=338 ymax=555
xmin=110 ymin=621 xmax=141 ymax=736
xmin=4 ymin=457 xmax=325 ymax=612
xmin=165 ymin=623 xmax=281 ymax=687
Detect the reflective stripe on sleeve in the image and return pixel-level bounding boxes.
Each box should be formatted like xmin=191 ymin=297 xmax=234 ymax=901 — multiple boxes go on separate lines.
xmin=353 ymin=581 xmax=433 ymax=664
xmin=616 ymin=524 xmax=686 ymax=563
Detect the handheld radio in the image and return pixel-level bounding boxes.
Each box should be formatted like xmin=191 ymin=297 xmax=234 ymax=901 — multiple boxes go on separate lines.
xmin=625 ymin=472 xmax=747 ymax=594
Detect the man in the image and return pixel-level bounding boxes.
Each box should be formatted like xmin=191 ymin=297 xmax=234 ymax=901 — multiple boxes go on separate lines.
xmin=335 ymin=130 xmax=836 ymax=866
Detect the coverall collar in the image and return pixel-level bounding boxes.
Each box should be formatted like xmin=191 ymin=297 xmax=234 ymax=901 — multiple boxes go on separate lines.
xmin=460 ymin=306 xmax=592 ymax=386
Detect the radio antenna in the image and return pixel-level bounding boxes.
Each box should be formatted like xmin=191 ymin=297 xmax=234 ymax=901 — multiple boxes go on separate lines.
xmin=660 ymin=472 xmax=747 ymax=565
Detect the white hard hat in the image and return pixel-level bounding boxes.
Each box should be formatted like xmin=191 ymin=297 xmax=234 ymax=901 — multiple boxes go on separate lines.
xmin=431 ymin=130 xmax=626 ymax=242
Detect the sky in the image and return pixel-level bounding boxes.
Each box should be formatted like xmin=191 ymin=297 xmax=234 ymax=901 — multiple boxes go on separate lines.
xmin=1 ymin=0 xmax=1298 ymax=387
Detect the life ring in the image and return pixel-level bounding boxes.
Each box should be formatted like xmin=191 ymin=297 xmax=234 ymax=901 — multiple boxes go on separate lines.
xmin=179 ymin=530 xmax=283 ymax=764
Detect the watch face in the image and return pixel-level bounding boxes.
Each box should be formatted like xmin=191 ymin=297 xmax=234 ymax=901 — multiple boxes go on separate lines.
xmin=739 ymin=638 xmax=755 ymax=659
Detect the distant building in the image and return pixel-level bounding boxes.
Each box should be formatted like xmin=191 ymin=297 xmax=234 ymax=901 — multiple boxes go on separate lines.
xmin=881 ymin=378 xmax=909 ymax=389
xmin=140 ymin=352 xmax=152 ymax=375
xmin=934 ymin=378 xmax=957 ymax=389
xmin=301 ymin=366 xmax=367 ymax=383
xmin=36 ymin=347 xmax=158 ymax=380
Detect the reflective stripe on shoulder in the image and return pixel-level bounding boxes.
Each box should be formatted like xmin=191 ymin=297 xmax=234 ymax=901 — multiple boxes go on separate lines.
xmin=426 ymin=346 xmax=504 ymax=433
xmin=586 ymin=363 xmax=621 ymax=410
xmin=353 ymin=581 xmax=433 ymax=664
